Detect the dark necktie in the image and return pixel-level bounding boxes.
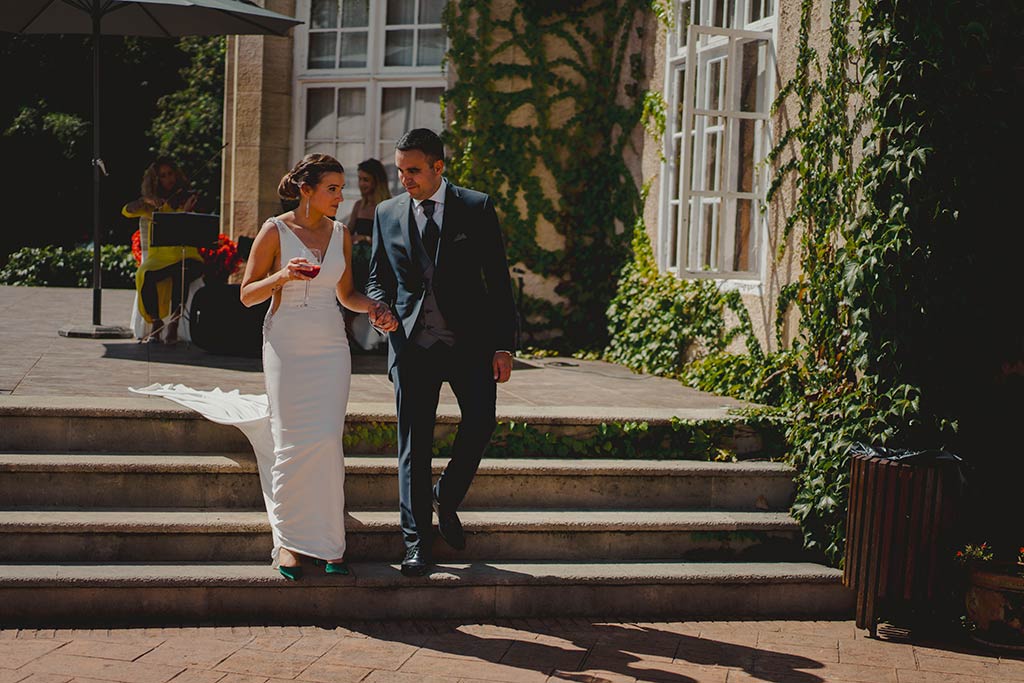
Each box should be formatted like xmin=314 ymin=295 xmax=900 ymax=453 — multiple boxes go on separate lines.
xmin=421 ymin=199 xmax=440 ymax=264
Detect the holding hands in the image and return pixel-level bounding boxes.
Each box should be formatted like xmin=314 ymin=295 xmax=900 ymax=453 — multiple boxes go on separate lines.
xmin=368 ymin=300 xmax=399 ymax=333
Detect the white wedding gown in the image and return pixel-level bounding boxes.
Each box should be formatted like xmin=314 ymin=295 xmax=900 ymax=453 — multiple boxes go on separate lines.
xmin=132 ymin=218 xmax=351 ymax=565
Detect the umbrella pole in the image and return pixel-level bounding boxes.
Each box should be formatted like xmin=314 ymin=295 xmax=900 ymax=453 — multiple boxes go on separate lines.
xmin=61 ymin=3 xmax=130 ymax=338
xmin=91 ymin=8 xmax=101 ymax=325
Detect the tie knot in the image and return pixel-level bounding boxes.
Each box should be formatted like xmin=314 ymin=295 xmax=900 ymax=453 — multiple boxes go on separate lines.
xmin=421 ymin=199 xmax=436 ymax=219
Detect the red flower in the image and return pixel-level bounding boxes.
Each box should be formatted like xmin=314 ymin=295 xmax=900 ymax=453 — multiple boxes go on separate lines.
xmin=131 ymin=230 xmax=142 ymax=264
xmin=199 ymin=234 xmax=242 ymax=281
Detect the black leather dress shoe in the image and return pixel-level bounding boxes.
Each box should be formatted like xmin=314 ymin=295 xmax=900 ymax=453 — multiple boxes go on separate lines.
xmin=433 ymin=493 xmax=466 ymax=550
xmin=400 ymin=546 xmax=430 ymax=577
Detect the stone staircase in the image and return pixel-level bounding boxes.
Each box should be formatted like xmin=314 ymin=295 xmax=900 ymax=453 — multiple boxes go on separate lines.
xmin=0 ymin=397 xmax=852 ymax=625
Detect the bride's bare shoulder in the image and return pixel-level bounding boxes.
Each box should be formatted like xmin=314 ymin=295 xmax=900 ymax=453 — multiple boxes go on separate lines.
xmin=273 ymin=211 xmax=298 ymax=227
xmin=253 ymin=219 xmax=282 ymax=247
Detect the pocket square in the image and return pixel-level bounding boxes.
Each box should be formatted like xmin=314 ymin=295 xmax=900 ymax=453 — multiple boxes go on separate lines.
xmin=453 ymin=233 xmax=469 ymax=242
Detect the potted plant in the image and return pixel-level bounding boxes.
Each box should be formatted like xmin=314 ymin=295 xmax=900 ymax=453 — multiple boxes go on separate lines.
xmin=198 ymin=234 xmax=243 ymax=284
xmin=957 ymin=542 xmax=1024 ymax=650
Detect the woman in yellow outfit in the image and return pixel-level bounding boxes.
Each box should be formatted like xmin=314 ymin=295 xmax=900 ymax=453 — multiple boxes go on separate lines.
xmin=123 ymin=157 xmax=203 ymax=343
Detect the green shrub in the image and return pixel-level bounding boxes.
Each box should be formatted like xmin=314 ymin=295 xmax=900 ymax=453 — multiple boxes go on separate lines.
xmin=605 ymin=221 xmax=758 ymax=378
xmin=0 ymin=244 xmax=136 ymax=288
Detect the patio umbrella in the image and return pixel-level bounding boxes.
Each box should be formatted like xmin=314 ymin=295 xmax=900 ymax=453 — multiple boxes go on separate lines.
xmin=0 ymin=1 xmax=302 ymax=335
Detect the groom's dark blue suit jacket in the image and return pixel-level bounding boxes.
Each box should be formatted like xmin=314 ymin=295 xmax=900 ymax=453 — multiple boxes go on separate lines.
xmin=366 ymin=180 xmax=517 ymax=375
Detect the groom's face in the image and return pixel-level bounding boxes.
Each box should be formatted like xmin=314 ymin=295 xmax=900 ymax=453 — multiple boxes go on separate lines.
xmin=396 ymin=149 xmax=444 ymax=202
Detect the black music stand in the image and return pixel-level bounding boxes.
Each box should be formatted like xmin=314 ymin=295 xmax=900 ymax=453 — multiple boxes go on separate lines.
xmin=145 ymin=212 xmax=220 ymax=342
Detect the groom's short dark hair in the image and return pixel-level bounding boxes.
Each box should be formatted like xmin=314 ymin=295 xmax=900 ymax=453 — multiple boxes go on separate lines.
xmin=396 ymin=128 xmax=445 ymax=165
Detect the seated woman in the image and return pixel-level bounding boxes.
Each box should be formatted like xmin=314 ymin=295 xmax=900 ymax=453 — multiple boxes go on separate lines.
xmin=124 ymin=157 xmax=203 ymax=343
xmin=345 ymin=159 xmax=391 ymax=350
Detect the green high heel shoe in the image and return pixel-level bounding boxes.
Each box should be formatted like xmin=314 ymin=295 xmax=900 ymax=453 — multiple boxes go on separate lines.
xmin=277 ymin=564 xmax=303 ymax=581
xmin=314 ymin=559 xmax=351 ymax=576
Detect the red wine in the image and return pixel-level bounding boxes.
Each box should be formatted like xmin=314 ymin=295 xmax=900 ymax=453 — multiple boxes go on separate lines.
xmin=299 ymin=264 xmax=321 ymax=278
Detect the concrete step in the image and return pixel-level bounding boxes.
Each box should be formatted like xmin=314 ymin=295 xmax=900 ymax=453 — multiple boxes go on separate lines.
xmin=0 ymin=509 xmax=808 ymax=563
xmin=0 ymin=454 xmax=796 ymax=510
xmin=0 ymin=561 xmax=852 ymax=624
xmin=0 ymin=396 xmax=775 ymax=457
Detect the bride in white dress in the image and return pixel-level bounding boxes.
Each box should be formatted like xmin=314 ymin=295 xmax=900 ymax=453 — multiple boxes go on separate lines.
xmin=238 ymin=154 xmax=397 ymax=580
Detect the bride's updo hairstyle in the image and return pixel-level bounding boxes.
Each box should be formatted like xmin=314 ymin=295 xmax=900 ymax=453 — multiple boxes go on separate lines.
xmin=278 ymin=154 xmax=345 ymax=200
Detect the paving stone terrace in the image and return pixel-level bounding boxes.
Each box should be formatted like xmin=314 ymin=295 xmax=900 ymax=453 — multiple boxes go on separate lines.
xmin=2 ymin=620 xmax=1022 ymax=683
xmin=0 ymin=286 xmax=751 ymax=418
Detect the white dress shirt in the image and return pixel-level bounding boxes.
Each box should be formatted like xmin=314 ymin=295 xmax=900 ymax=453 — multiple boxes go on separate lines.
xmin=412 ymin=178 xmax=447 ymax=238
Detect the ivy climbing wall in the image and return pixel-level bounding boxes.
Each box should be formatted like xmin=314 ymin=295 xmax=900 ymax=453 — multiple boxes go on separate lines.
xmin=443 ymin=0 xmax=1023 ymax=565
xmin=443 ymin=0 xmax=665 ymax=350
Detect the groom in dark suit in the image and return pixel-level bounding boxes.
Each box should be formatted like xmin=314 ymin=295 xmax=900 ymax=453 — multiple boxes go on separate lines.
xmin=366 ymin=128 xmax=517 ymax=576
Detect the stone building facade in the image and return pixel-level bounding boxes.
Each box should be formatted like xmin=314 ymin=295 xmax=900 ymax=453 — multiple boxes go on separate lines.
xmin=222 ymin=0 xmax=835 ymax=351
xmin=221 ymin=0 xmax=447 ymax=237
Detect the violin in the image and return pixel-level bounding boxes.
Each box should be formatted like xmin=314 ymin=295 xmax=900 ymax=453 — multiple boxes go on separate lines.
xmin=165 ymin=186 xmax=199 ymax=211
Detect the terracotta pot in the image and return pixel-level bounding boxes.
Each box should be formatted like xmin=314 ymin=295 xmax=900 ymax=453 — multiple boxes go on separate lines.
xmin=966 ymin=562 xmax=1024 ymax=650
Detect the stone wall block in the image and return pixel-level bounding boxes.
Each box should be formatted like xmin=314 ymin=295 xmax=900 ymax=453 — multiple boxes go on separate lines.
xmin=260 ymin=38 xmax=294 ymax=94
xmin=232 ymin=92 xmax=265 ymax=146
xmin=231 ymin=200 xmax=261 ymax=239
xmin=258 ymin=92 xmax=293 ymax=145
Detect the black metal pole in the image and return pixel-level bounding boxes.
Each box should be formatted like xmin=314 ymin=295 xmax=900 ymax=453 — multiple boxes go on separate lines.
xmin=91 ymin=6 xmax=102 ymax=325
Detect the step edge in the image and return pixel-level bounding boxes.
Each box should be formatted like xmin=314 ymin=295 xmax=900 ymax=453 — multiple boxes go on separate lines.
xmin=0 ymin=397 xmax=752 ymax=426
xmin=0 ymin=561 xmax=844 ymax=588
xmin=0 ymin=455 xmax=795 ymax=476
xmin=0 ymin=511 xmax=801 ymax=534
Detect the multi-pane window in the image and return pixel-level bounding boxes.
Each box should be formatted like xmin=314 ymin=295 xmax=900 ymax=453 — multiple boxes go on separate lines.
xmin=307 ymin=0 xmax=370 ymax=69
xmin=378 ymin=85 xmax=444 ymax=187
xmin=303 ymin=86 xmax=369 ymax=166
xmin=295 ymin=1 xmax=446 ymax=216
xmin=383 ymin=0 xmax=445 ymax=67
xmin=660 ymin=0 xmax=775 ymax=279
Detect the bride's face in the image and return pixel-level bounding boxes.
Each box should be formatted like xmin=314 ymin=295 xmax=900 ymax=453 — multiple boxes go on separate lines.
xmin=305 ymin=172 xmax=345 ymax=217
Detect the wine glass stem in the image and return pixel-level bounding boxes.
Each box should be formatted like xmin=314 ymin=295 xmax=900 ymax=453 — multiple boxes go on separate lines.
xmin=303 ymin=281 xmax=310 ymax=307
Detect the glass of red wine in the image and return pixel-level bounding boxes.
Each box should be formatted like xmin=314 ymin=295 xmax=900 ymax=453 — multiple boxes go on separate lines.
xmin=298 ymin=247 xmax=322 ymax=308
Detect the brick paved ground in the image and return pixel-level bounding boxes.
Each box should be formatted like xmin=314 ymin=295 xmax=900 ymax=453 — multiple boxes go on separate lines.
xmin=0 ymin=286 xmax=750 ymax=415
xmin=1 ymin=619 xmax=1021 ymax=683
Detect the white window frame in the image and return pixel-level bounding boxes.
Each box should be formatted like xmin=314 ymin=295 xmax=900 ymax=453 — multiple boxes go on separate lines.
xmin=375 ymin=80 xmax=448 ymax=192
xmin=295 ymin=0 xmax=445 ymax=77
xmin=292 ymin=0 xmax=447 ymax=216
xmin=292 ymin=79 xmax=445 ymax=215
xmin=298 ymin=82 xmax=374 ymax=160
xmin=658 ymin=0 xmax=777 ymax=286
xmin=378 ymin=2 xmax=446 ymax=72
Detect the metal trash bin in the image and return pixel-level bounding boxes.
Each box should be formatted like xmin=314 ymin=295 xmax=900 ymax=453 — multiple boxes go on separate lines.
xmin=843 ymin=444 xmax=963 ymax=635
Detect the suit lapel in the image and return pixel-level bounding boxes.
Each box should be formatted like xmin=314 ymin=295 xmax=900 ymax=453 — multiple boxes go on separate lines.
xmin=396 ymin=194 xmax=413 ymax=262
xmin=436 ymin=182 xmax=461 ymax=272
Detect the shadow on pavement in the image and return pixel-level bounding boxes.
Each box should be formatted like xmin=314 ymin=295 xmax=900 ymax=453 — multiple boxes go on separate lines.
xmin=101 ymin=341 xmax=264 ymax=373
xmin=101 ymin=342 xmax=538 ymax=376
xmin=357 ymin=619 xmax=828 ymax=683
xmin=101 ymin=342 xmax=398 ymax=375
